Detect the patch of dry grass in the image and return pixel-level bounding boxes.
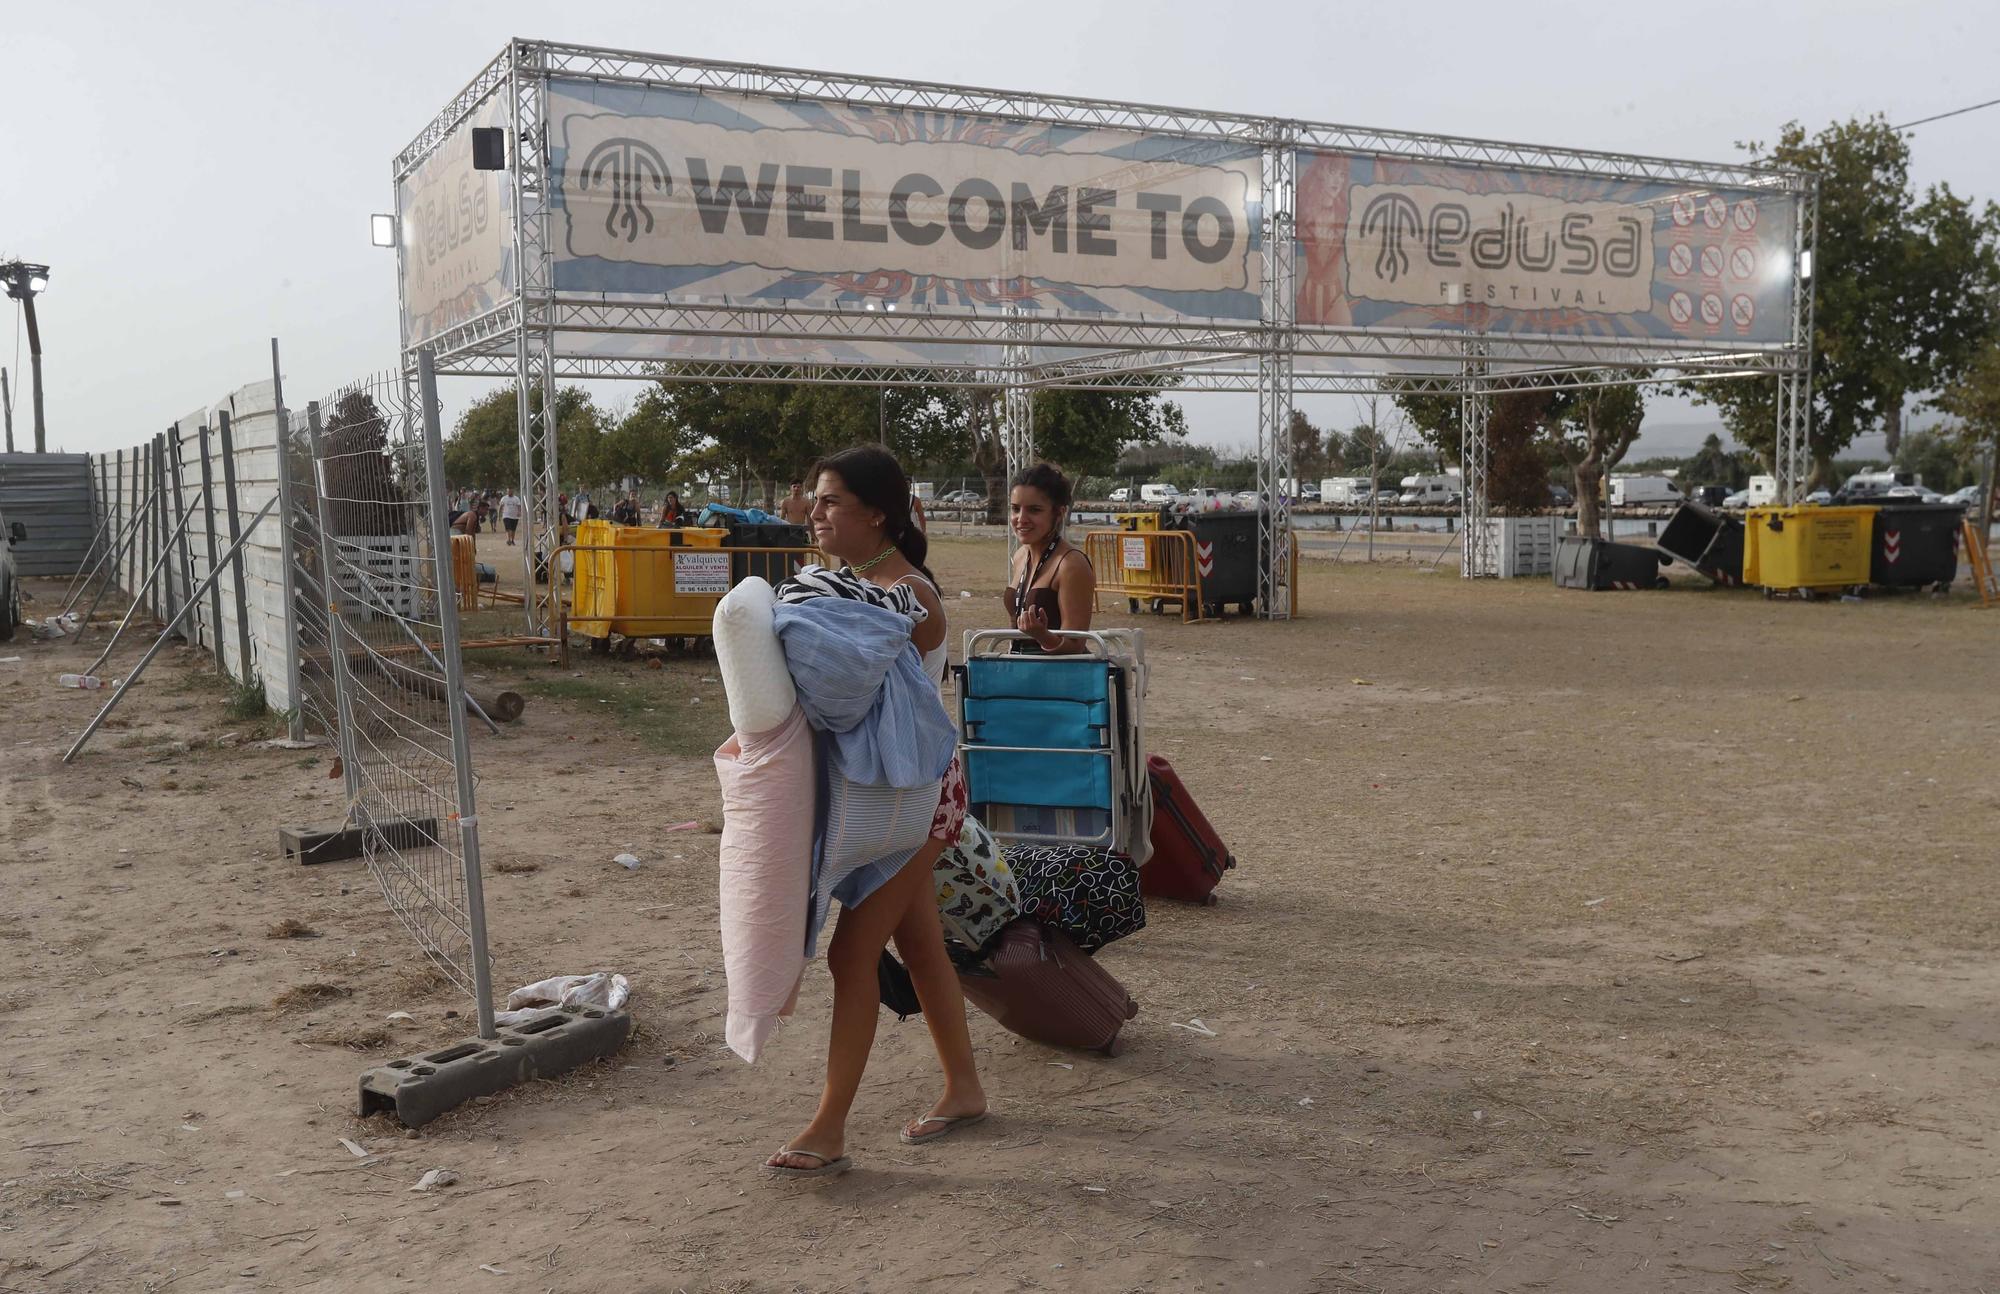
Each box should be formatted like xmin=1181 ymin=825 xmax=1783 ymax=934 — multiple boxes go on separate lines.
xmin=492 ymin=859 xmax=541 ymax=875
xmin=265 ymin=917 xmax=319 ymax=939
xmin=303 ymin=1025 xmax=392 ymax=1051
xmin=273 ymin=982 xmax=350 ymax=1013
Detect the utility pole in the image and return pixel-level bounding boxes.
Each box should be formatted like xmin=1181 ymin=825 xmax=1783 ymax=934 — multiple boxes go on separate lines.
xmin=1 ymin=262 xmax=51 ymax=452
xmin=2 ymin=367 xmax=12 ymax=453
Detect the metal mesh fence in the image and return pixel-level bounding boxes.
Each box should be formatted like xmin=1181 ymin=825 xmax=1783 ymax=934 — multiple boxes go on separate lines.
xmin=304 ymin=358 xmax=494 ymax=1032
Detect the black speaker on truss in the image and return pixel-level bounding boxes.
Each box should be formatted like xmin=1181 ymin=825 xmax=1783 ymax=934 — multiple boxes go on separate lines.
xmin=471 ymin=127 xmax=506 ymax=171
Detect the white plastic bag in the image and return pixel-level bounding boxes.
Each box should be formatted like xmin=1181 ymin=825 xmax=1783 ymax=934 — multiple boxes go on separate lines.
xmin=494 ymin=971 xmax=630 ymax=1027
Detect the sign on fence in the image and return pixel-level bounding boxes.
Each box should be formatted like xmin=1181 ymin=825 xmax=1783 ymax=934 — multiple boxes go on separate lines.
xmin=672 ymin=550 xmax=731 ymax=594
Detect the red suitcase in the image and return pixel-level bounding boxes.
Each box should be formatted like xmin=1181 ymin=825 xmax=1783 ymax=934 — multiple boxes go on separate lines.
xmin=1142 ymin=755 xmax=1236 ymax=904
xmin=957 ymin=921 xmax=1139 ymax=1056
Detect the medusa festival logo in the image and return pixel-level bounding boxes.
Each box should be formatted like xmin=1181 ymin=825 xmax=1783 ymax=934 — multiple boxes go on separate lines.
xmin=1360 ymin=192 xmax=1422 ymax=283
xmin=579 ymin=138 xmax=671 ymax=243
xmin=1347 ymin=182 xmax=1653 ymax=314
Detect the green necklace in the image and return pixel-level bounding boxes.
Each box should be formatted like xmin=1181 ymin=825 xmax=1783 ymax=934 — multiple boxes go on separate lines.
xmin=850 ymin=544 xmax=899 ymax=575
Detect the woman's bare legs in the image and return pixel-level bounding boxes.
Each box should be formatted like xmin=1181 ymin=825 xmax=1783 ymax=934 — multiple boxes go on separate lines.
xmin=892 ymin=872 xmax=986 ymax=1136
xmin=766 ymin=838 xmax=956 ymax=1170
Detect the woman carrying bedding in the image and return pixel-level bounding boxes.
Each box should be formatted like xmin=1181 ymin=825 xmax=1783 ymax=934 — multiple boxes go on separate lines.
xmin=764 ymin=445 xmax=987 ymax=1178
xmin=1005 ymin=463 xmax=1096 ymax=654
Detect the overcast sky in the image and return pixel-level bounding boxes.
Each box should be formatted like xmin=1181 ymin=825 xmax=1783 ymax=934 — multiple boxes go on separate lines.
xmin=6 ymin=0 xmax=1996 ymax=463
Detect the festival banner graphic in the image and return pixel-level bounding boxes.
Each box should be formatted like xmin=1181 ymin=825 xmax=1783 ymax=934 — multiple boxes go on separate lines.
xmin=547 ymin=79 xmax=1263 ymax=322
xmin=397 ymin=94 xmax=515 ymax=348
xmin=1295 ymin=151 xmax=1798 ymax=346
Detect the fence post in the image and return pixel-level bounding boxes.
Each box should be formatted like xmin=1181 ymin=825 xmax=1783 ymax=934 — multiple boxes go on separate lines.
xmin=216 ymin=410 xmax=255 ymax=686
xmin=418 ymin=350 xmax=496 ymax=1039
xmin=305 ymin=401 xmax=365 ymax=811
xmin=167 ymin=426 xmax=199 ymax=645
xmin=196 ymin=422 xmax=229 ymax=677
xmin=269 ymin=340 xmax=305 ymax=739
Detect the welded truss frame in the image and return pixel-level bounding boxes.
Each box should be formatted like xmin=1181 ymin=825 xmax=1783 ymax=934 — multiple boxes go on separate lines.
xmin=394 ymin=39 xmax=1819 ymax=607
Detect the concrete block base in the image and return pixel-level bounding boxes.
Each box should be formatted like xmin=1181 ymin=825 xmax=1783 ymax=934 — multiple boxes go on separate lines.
xmin=357 ymin=1005 xmax=634 ymax=1128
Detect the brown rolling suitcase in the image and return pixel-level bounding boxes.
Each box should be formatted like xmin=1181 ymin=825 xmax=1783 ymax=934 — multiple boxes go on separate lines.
xmin=1142 ymin=755 xmax=1235 ymax=904
xmin=956 ymin=920 xmax=1139 ymax=1056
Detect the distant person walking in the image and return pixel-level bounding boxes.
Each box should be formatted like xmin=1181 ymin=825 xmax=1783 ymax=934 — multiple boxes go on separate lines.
xmin=498 ymin=491 xmax=524 ymax=546
xmin=777 ymin=481 xmax=812 ymax=525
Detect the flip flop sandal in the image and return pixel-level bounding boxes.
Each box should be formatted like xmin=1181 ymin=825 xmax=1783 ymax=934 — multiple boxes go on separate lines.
xmin=763 ymin=1146 xmax=853 ymax=1179
xmin=900 ymin=1110 xmax=990 ymax=1145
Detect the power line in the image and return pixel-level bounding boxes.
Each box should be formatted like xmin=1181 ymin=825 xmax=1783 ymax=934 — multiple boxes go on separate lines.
xmin=1894 ymin=95 xmax=2000 ymax=131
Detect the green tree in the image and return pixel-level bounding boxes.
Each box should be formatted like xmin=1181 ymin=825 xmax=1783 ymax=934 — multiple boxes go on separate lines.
xmin=1890 ymin=429 xmax=1966 ymax=493
xmin=1486 ymin=392 xmax=1558 ymax=515
xmin=443 ymin=385 xmax=607 ymax=489
xmin=1689 ymin=116 xmax=2000 ymax=479
xmin=1549 ymin=380 xmax=1647 ymax=540
xmin=1685 ymin=432 xmax=1747 ymax=490
xmin=1938 ymin=338 xmax=2000 ymax=526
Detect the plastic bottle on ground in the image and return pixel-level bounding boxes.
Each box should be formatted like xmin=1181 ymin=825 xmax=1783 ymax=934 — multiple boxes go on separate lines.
xmin=57 ymin=673 xmax=104 ymax=690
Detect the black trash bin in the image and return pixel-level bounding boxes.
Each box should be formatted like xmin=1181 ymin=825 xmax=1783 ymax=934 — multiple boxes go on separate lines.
xmin=1657 ymin=502 xmax=1747 ymax=586
xmin=1175 ymin=511 xmax=1262 ymax=617
xmin=1867 ymin=503 xmax=1963 ymax=590
xmin=723 ymin=521 xmax=813 ymax=585
xmin=1554 ymin=536 xmax=1670 ymax=590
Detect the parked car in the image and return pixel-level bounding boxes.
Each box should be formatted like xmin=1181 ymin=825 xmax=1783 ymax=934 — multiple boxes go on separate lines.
xmin=1688 ymin=485 xmax=1731 ymax=507
xmin=1720 ymin=488 xmax=1750 ymax=509
xmin=0 ymin=506 xmax=23 ymax=643
xmin=1184 ymin=487 xmax=1230 ymax=511
xmin=1397 ymin=473 xmax=1461 ymax=506
xmin=1943 ymin=484 xmax=1983 ymax=508
xmin=1109 ymin=486 xmax=1133 ymax=503
xmin=1548 ymin=484 xmax=1574 ymax=507
xmin=1233 ymin=490 xmax=1260 ymax=507
xmin=937 ymin=489 xmax=984 ymax=506
xmin=1803 ymin=488 xmax=1834 ymax=505
xmin=1298 ymin=483 xmax=1321 ymax=502
xmin=1139 ymin=482 xmax=1182 ymax=504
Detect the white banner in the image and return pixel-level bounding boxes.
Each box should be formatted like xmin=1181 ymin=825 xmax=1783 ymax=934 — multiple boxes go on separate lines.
xmin=552 ymin=91 xmax=1259 ymax=296
xmin=398 ymin=99 xmax=511 ymax=346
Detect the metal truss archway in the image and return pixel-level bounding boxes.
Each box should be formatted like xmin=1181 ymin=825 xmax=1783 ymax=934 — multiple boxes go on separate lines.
xmin=391 ymin=40 xmax=1817 ymax=619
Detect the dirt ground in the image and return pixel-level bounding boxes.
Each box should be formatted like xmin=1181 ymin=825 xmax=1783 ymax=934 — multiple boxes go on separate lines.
xmin=4 ymin=532 xmax=1998 ymax=1294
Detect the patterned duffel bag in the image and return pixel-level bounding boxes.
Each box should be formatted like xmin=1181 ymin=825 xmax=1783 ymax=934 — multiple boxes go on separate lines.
xmin=1003 ymin=843 xmax=1145 ymax=953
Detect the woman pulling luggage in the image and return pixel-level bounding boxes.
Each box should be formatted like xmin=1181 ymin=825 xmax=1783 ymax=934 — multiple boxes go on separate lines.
xmin=764 ymin=445 xmax=988 ymax=1178
xmin=1005 ymin=463 xmax=1096 ymax=654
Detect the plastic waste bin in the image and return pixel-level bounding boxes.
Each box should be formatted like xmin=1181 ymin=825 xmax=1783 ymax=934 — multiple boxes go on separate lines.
xmin=1743 ymin=505 xmax=1873 ymax=594
xmin=570 ymin=520 xmax=730 ymax=638
xmin=1657 ymin=502 xmax=1747 ymax=586
xmin=1867 ymin=502 xmax=1963 ymax=590
xmin=723 ymin=521 xmax=813 ymax=584
xmin=1175 ymin=510 xmax=1262 ymax=617
xmin=1553 ymin=536 xmax=1670 ymax=590
xmin=1110 ymin=511 xmax=1184 ymax=614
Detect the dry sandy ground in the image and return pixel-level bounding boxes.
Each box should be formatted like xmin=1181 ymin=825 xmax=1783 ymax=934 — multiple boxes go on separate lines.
xmin=3 ymin=535 xmax=1998 ymax=1294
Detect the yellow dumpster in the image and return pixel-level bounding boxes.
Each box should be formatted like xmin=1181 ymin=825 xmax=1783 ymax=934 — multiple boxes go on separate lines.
xmin=1743 ymin=505 xmax=1876 ymax=594
xmin=570 ymin=521 xmax=731 ymax=638
xmin=450 ymin=534 xmax=479 ymax=611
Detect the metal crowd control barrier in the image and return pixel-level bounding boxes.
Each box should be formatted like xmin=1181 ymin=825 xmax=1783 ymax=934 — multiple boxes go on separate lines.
xmin=1083 ymin=527 xmax=1303 ymax=622
xmin=552 ymin=541 xmax=822 ymax=663
xmin=1083 ymin=528 xmax=1206 ymax=622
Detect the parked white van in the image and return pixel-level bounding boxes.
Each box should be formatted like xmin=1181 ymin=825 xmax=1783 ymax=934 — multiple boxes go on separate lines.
xmin=1397 ymin=473 xmax=1461 ymax=506
xmin=1609 ymin=475 xmax=1685 ymax=506
xmin=1320 ymin=477 xmax=1371 ymax=505
xmin=1139 ymin=482 xmax=1182 ymax=504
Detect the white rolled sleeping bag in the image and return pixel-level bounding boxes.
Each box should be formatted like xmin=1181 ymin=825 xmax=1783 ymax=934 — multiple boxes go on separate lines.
xmin=712 ymin=576 xmax=797 ymax=735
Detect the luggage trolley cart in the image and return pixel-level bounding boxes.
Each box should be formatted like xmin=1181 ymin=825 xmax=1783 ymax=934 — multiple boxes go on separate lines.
xmin=955 ymin=629 xmax=1150 ymax=862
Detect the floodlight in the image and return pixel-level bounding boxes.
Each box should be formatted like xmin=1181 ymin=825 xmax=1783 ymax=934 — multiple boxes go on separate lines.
xmin=1798 ymin=250 xmax=1813 ymax=280
xmin=370 ymin=214 xmax=397 ymax=248
xmin=27 ymin=274 xmax=47 ymax=294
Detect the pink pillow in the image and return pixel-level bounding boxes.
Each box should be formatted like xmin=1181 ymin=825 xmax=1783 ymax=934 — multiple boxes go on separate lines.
xmin=713 ymin=706 xmax=815 ymax=1063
